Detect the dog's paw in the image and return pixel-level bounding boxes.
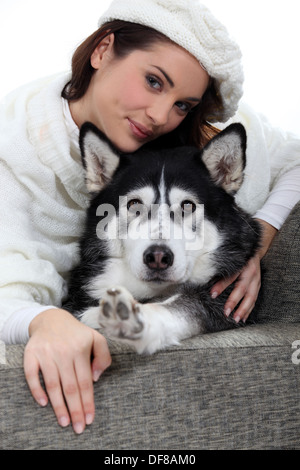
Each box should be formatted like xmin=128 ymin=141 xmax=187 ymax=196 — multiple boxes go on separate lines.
xmin=99 ymin=286 xmax=144 ymax=340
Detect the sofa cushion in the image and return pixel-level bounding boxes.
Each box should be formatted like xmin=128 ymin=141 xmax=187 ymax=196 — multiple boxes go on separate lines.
xmin=1 ymin=323 xmax=300 ymax=450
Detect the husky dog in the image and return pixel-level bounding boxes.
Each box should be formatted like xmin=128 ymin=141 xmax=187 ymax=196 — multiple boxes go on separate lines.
xmin=64 ymin=123 xmax=261 ymax=354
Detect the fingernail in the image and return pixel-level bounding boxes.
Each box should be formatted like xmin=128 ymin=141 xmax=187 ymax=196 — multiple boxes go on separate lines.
xmin=211 ymin=291 xmax=218 ymax=299
xmin=39 ymin=397 xmax=48 ymax=407
xmin=234 ymin=315 xmax=241 ymax=324
xmin=59 ymin=416 xmax=69 ymax=428
xmin=225 ymin=308 xmax=231 ymax=317
xmin=85 ymin=414 xmax=93 ymax=426
xmin=74 ymin=422 xmax=84 ymax=435
xmin=93 ymin=370 xmax=102 ymax=382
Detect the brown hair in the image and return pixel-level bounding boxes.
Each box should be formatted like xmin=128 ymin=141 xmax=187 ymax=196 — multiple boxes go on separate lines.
xmin=62 ymin=20 xmax=221 ymax=148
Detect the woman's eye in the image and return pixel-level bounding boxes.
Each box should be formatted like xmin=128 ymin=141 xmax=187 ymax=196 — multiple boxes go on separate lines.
xmin=175 ymin=101 xmax=192 ymax=114
xmin=146 ymin=75 xmax=162 ymax=90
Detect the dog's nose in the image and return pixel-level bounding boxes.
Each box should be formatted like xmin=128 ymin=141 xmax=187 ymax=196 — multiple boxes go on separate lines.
xmin=143 ymin=245 xmax=174 ymax=270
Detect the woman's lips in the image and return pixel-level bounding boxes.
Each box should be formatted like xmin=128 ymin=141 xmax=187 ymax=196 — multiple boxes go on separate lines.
xmin=128 ymin=119 xmax=154 ymax=140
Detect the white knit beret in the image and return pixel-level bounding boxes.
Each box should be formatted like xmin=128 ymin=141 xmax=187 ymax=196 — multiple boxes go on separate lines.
xmin=99 ymin=0 xmax=244 ymax=122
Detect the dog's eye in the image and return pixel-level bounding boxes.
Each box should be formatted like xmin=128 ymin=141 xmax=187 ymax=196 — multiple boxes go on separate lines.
xmin=127 ymin=199 xmax=143 ymax=212
xmin=181 ymin=201 xmax=196 ymax=214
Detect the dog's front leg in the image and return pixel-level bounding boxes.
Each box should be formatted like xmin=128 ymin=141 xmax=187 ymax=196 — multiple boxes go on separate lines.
xmin=134 ymin=297 xmax=202 ymax=354
xmin=80 ymin=286 xmax=202 ymax=354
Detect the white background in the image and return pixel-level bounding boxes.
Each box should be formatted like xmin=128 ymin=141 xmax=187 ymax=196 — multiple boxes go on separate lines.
xmin=0 ymin=0 xmax=299 ymax=135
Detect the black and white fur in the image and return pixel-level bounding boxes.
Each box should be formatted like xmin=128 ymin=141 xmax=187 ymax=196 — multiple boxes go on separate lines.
xmin=64 ymin=123 xmax=261 ymax=354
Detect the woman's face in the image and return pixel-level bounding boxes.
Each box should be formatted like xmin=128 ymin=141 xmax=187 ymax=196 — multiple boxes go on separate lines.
xmin=70 ymin=34 xmax=210 ymax=153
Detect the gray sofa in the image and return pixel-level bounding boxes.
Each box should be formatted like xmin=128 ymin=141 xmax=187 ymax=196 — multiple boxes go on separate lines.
xmin=1 ymin=203 xmax=300 ymax=450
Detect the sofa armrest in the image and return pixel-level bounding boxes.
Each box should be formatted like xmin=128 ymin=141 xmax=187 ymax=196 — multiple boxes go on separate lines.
xmin=255 ymin=200 xmax=300 ymax=323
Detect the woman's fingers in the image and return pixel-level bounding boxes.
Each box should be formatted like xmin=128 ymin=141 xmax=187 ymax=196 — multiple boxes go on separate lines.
xmin=42 ymin=358 xmax=73 ymax=429
xmin=224 ymin=273 xmax=260 ymax=323
xmin=211 ymin=255 xmax=261 ymax=323
xmin=25 ymin=348 xmax=94 ymax=434
xmin=23 ymin=349 xmax=49 ymax=408
xmin=211 ymin=272 xmax=240 ymax=299
xmin=25 ymin=309 xmax=112 ymax=434
xmin=24 ymin=345 xmax=72 ymax=429
xmin=73 ymin=354 xmax=95 ymax=428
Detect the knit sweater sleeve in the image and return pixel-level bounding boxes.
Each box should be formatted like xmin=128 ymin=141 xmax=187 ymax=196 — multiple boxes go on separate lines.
xmin=0 ymin=74 xmax=89 ymax=344
xmin=0 ymin=305 xmax=57 ymax=344
xmin=231 ymin=102 xmax=300 ymax=218
xmin=255 ymin=166 xmax=300 ymax=229
xmin=0 ymin=153 xmax=65 ymax=341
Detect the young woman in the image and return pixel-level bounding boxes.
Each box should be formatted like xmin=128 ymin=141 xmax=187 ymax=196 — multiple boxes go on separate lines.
xmin=1 ymin=0 xmax=299 ymax=434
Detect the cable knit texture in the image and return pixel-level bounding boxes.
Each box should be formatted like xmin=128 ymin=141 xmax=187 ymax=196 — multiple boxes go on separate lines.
xmin=0 ymin=74 xmax=90 ymax=335
xmin=99 ymin=0 xmax=244 ymax=122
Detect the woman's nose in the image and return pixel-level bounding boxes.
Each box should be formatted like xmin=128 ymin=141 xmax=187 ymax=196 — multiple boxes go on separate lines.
xmin=146 ymin=100 xmax=172 ymax=127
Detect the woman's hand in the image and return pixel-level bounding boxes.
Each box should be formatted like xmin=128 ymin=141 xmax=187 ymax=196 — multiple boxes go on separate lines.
xmin=24 ymin=308 xmax=111 ymax=434
xmin=210 ymin=219 xmax=278 ymax=323
xmin=211 ymin=254 xmax=261 ymax=323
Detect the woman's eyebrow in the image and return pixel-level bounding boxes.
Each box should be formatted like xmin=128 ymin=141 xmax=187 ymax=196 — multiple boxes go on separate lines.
xmin=187 ymin=97 xmax=201 ymax=103
xmin=152 ymin=66 xmax=175 ymax=87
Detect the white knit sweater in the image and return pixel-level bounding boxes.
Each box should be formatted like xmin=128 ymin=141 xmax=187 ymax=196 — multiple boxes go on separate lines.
xmin=0 ymin=73 xmax=299 ymax=344
xmin=0 ymin=74 xmax=90 ymax=342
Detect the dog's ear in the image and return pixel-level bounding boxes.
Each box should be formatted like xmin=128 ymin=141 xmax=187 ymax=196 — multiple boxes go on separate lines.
xmin=201 ymin=123 xmax=247 ymax=195
xmin=79 ymin=122 xmax=120 ymax=193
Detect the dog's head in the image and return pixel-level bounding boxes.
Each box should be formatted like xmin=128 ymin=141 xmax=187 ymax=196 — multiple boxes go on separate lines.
xmin=79 ymin=123 xmax=259 ymax=290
